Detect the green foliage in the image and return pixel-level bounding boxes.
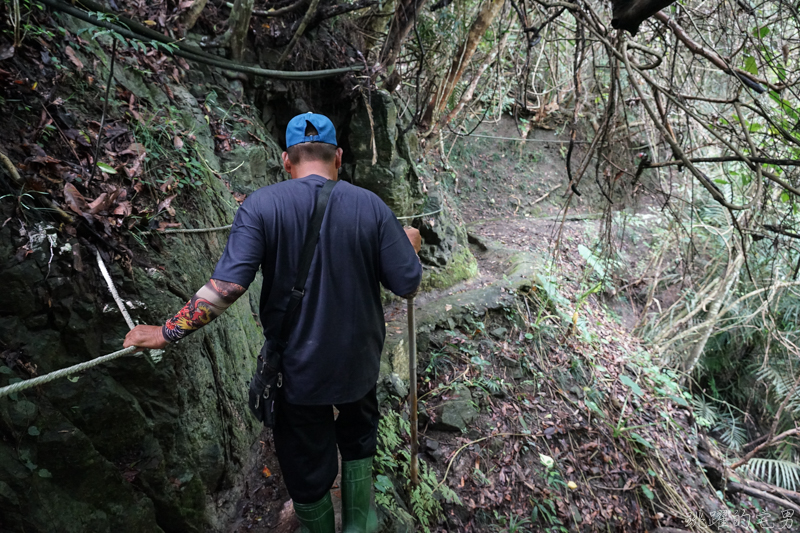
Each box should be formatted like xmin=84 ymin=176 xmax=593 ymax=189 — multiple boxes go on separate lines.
xmin=131 ymin=106 xmax=207 ymax=191
xmin=3 ymin=0 xmax=54 ymax=46
xmin=741 ymin=458 xmax=800 ymax=491
xmin=375 ymin=410 xmax=461 ymax=532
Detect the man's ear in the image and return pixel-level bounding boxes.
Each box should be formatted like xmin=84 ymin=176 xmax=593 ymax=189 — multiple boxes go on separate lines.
xmin=282 ymin=152 xmax=292 ymax=173
xmin=334 ymin=147 xmax=343 ymax=169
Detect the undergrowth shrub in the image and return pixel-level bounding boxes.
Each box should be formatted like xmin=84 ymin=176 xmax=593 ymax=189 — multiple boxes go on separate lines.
xmin=374 ymin=410 xmax=461 ymax=532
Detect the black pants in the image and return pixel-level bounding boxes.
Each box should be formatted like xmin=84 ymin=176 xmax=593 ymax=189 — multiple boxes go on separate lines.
xmin=273 ymin=386 xmax=379 ymax=504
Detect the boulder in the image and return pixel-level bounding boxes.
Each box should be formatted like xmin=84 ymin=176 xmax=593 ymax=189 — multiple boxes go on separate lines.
xmin=348 ymin=91 xmax=477 ymax=291
xmin=430 ymin=384 xmax=478 ymax=432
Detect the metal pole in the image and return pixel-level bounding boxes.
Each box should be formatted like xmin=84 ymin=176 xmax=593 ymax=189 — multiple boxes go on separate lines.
xmin=407 ymin=297 xmax=419 ymax=486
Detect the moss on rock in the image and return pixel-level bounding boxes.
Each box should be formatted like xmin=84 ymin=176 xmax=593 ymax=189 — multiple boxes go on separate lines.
xmin=420 ymin=244 xmax=478 ymax=290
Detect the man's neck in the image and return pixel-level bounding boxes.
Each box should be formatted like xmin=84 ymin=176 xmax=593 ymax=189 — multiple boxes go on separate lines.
xmin=290 ymin=162 xmax=338 ymax=181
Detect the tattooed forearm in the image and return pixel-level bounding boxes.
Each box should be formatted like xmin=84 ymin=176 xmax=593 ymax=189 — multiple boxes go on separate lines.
xmin=162 ymin=279 xmax=246 ymax=343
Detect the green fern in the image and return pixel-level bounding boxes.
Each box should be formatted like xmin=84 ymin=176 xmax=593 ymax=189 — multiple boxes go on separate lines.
xmin=755 ymin=364 xmax=800 ymax=413
xmin=692 ymin=396 xmax=719 ymax=429
xmin=740 ymin=458 xmax=800 ymax=491
xmin=375 ymin=410 xmax=461 ymax=532
xmin=713 ymin=411 xmax=748 ymax=452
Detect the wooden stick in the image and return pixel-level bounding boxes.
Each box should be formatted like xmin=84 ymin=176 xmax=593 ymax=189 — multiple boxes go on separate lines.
xmin=731 ymin=427 xmax=800 ymax=470
xmin=407 ymin=297 xmax=418 ymax=486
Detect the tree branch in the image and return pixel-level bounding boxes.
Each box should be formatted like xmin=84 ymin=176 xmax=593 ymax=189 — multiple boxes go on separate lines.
xmin=41 ymin=0 xmax=364 ymax=80
xmin=654 ymin=11 xmax=781 ymax=93
xmin=731 ymin=427 xmax=800 ymax=471
xmin=727 ymin=481 xmax=800 ymax=515
xmin=647 ymin=157 xmax=800 ymax=168
xmin=226 ymin=0 xmax=306 ymax=16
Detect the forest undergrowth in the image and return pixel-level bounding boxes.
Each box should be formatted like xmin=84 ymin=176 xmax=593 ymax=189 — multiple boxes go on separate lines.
xmin=3 ymin=0 xmax=800 ymax=531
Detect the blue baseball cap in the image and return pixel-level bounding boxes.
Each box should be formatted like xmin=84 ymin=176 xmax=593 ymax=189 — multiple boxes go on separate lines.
xmin=286 ymin=112 xmax=338 ymax=148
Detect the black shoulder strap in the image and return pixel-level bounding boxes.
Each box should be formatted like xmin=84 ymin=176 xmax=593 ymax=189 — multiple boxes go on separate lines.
xmin=276 ymin=179 xmax=337 ymax=351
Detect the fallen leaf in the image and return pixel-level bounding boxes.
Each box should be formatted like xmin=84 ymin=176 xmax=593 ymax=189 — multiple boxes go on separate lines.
xmin=124 ymin=150 xmax=147 ymax=178
xmin=26 ymin=155 xmax=62 ymax=166
xmin=119 ymin=142 xmax=147 ymax=156
xmin=96 ymin=161 xmax=117 ymax=174
xmin=568 ymin=481 xmax=578 ymax=490
xmin=87 ymin=192 xmax=108 ymax=214
xmin=63 ymin=183 xmax=89 ymax=215
xmin=157 ymin=194 xmax=177 ymax=217
xmin=65 ymin=46 xmax=83 ymax=70
xmin=156 ymin=221 xmax=181 ymax=231
xmin=143 ymin=20 xmax=157 ymax=26
xmin=261 ymin=466 xmax=271 ymax=478
xmin=113 ymin=201 xmax=132 ymax=217
xmin=64 ymin=129 xmax=93 ymax=147
xmin=0 ymin=44 xmax=14 ymax=61
xmin=159 ymin=177 xmax=176 ymax=193
xmin=88 ymin=188 xmax=121 ymax=214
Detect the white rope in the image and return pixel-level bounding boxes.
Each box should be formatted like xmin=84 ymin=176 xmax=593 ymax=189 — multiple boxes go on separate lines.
xmin=161 ymin=224 xmax=233 ymax=234
xmin=159 ymin=211 xmax=442 ymax=229
xmin=96 ymin=250 xmax=135 ymax=329
xmin=0 ymin=347 xmax=138 ymax=398
xmin=396 ymin=208 xmax=444 ymax=220
xmin=95 ymin=251 xmax=164 ymax=363
xmin=0 ymin=253 xmax=164 ymax=399
xmin=0 ymin=202 xmax=446 ymax=398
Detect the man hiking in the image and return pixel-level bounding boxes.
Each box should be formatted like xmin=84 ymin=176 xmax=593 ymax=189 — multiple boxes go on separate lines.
xmin=124 ymin=112 xmax=422 ymax=533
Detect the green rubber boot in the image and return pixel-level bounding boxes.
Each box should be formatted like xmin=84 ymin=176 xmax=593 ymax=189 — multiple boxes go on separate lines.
xmin=341 ymin=457 xmax=379 ymax=533
xmin=293 ymin=492 xmax=335 ymax=533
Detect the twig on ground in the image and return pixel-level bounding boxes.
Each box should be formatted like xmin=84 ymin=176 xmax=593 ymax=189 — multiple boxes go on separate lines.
xmin=89 ymin=39 xmax=117 ymax=184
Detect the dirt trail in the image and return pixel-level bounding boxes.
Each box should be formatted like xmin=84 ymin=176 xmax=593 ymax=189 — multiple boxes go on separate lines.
xmin=226 ymin=210 xmax=549 ymax=533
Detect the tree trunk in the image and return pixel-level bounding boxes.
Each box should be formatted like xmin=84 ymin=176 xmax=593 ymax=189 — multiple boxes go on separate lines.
xmin=380 ymin=0 xmax=429 ymax=92
xmin=431 ymin=30 xmax=508 ymax=136
xmin=227 ymin=0 xmax=254 ymax=61
xmin=420 ymin=0 xmax=505 ymax=127
xmin=277 ymin=0 xmax=322 ymax=65
xmin=181 ymin=0 xmax=209 ymax=31
xmin=359 ymin=0 xmax=396 ymax=52
xmin=681 ymin=250 xmax=744 ymax=374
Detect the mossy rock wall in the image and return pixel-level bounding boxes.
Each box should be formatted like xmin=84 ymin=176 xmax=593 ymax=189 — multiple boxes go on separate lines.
xmin=347 ymin=91 xmax=477 ymax=292
xmin=0 ymin=21 xmax=274 ymax=533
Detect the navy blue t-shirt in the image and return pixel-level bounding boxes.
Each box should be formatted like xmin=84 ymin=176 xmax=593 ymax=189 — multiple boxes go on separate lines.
xmin=212 ymin=174 xmax=422 ymax=405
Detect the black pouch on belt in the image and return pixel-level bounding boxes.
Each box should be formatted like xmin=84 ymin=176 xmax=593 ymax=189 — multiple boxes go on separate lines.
xmin=248 ymin=342 xmax=282 ymax=428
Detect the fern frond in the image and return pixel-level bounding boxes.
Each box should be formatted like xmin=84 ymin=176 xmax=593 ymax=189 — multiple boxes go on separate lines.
xmin=740 ymin=458 xmax=800 ymax=491
xmin=692 ymin=396 xmax=719 ymax=428
xmin=713 ymin=413 xmax=748 ymax=452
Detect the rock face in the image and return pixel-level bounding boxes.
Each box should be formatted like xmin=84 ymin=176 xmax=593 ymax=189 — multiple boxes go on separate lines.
xmin=347 ymin=91 xmax=476 ymax=290
xmin=0 ymin=195 xmax=265 ymax=532
xmin=0 ymin=21 xmax=268 ymax=533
